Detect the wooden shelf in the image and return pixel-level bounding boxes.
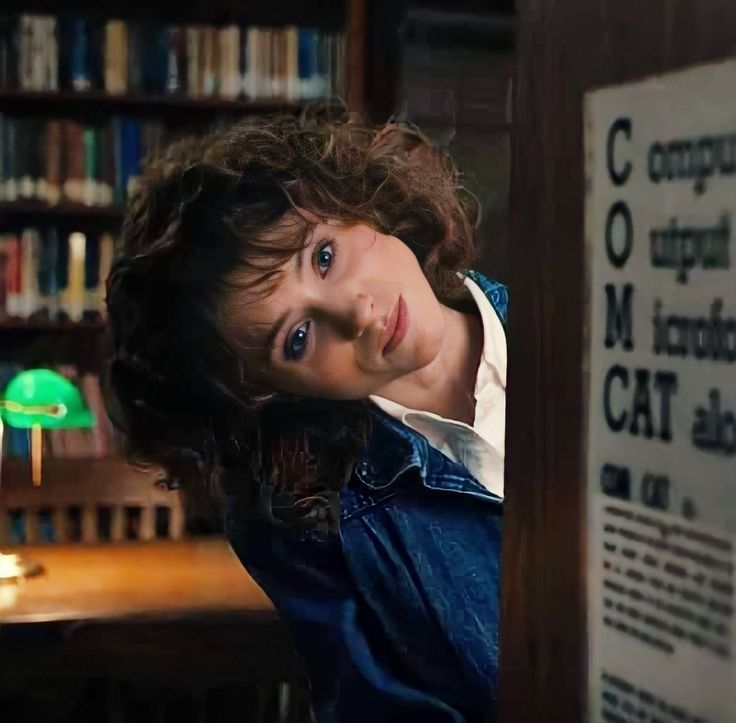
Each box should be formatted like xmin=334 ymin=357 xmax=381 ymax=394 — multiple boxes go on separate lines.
xmin=0 ymin=201 xmax=126 ymax=220
xmin=0 ymin=318 xmax=107 ymax=333
xmin=0 ymin=89 xmax=308 ymax=115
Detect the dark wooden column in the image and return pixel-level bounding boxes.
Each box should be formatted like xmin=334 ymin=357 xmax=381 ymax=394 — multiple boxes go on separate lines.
xmin=501 ymin=2 xmax=736 ymax=721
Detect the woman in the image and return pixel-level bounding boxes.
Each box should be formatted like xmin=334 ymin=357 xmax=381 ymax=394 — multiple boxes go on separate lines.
xmin=104 ymin=112 xmax=507 ymax=723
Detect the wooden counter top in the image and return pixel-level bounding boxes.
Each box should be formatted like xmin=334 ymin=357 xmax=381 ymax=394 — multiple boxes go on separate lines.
xmin=0 ymin=538 xmax=275 ymax=625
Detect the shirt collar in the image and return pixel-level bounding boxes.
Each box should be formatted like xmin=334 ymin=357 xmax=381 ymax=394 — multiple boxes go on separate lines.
xmin=459 ymin=270 xmax=499 ymax=366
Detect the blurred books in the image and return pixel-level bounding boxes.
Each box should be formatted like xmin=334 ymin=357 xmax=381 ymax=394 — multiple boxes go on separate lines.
xmin=0 ymin=226 xmax=113 ymax=323
xmin=0 ymin=13 xmax=346 ymax=102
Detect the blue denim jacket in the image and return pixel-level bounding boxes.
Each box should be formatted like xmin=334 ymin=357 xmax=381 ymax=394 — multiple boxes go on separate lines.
xmin=225 ymin=270 xmax=508 ymax=723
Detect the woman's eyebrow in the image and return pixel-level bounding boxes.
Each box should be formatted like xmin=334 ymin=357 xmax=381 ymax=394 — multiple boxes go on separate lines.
xmin=266 ymin=309 xmax=290 ymax=351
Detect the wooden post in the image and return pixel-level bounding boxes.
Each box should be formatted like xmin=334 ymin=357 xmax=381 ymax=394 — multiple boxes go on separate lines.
xmin=501 ymin=2 xmax=736 ymax=721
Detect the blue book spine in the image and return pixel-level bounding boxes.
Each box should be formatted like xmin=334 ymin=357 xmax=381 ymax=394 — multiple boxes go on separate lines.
xmin=298 ymin=28 xmax=314 ymax=82
xmin=37 ymin=226 xmax=58 ymax=309
xmin=70 ymin=18 xmax=90 ymax=91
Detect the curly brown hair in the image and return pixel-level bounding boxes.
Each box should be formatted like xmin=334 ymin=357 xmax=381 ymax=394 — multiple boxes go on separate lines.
xmin=103 ymin=109 xmax=481 ymax=523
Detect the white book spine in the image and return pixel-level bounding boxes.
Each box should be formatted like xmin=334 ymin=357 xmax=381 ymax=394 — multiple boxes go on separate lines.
xmin=245 ymin=27 xmax=258 ymax=99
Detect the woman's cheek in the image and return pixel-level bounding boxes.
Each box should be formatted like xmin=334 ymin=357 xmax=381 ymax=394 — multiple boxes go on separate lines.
xmin=308 ymin=353 xmax=366 ymax=398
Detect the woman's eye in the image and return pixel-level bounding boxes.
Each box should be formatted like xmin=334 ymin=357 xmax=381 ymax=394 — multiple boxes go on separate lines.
xmin=284 ymin=240 xmax=335 ymax=361
xmin=287 ymin=321 xmax=310 ymax=361
xmin=315 ymin=241 xmax=334 ymax=275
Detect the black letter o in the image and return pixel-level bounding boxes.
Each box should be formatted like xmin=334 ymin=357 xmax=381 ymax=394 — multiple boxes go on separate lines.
xmin=605 ymin=201 xmax=633 ymax=268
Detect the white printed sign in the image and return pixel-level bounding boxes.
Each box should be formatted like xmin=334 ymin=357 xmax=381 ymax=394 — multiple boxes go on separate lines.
xmin=585 ymin=59 xmax=736 ymax=723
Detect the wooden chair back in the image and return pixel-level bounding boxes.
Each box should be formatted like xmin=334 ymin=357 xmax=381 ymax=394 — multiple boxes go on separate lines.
xmin=0 ymin=458 xmax=185 ymax=544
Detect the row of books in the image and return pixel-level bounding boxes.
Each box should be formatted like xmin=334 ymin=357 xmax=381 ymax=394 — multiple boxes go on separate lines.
xmin=0 ymin=227 xmax=115 ymax=321
xmin=0 ymin=113 xmax=180 ymax=206
xmin=0 ymin=362 xmax=115 ymax=459
xmin=0 ymin=14 xmax=346 ymax=102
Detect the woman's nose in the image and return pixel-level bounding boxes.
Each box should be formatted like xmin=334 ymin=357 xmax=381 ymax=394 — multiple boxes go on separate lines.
xmin=332 ymin=292 xmax=374 ymax=339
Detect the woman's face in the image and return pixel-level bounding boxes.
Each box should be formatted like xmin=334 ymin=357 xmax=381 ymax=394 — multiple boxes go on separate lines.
xmin=224 ymin=220 xmax=447 ymax=400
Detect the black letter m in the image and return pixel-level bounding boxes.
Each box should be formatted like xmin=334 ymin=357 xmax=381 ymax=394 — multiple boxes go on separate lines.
xmin=605 ymin=284 xmax=634 ymax=350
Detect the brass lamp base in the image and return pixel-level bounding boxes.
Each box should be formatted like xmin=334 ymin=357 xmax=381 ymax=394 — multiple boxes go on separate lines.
xmin=0 ymin=552 xmax=43 ymax=582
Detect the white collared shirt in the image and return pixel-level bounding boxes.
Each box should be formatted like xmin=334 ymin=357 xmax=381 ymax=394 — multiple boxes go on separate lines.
xmin=368 ymin=273 xmax=507 ymax=499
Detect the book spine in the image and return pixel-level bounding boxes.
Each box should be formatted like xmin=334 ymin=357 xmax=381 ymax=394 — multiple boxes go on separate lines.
xmin=8 ymin=16 xmax=21 ymax=90
xmin=201 ymin=25 xmax=215 ymax=96
xmin=55 ymin=228 xmax=69 ymax=321
xmin=83 ymin=231 xmax=99 ymax=319
xmin=40 ymin=226 xmax=60 ymax=319
xmin=43 ymin=119 xmax=60 ymax=205
xmin=88 ymin=18 xmax=105 ymax=90
xmin=111 ymin=116 xmax=123 ymax=204
xmin=17 ymin=117 xmax=35 ymax=199
xmin=32 ymin=15 xmax=46 ymax=90
xmin=105 ymin=20 xmax=122 ymax=94
xmin=56 ymin=12 xmax=70 ymax=89
xmin=0 ymin=17 xmax=14 ymax=89
xmin=239 ymin=25 xmax=248 ymax=98
xmin=100 ymin=121 xmax=115 ymax=206
xmin=271 ymin=27 xmax=283 ymax=99
xmin=61 ymin=231 xmax=85 ymax=322
xmin=285 ymin=25 xmax=299 ymax=102
xmin=166 ymin=25 xmax=184 ymax=94
xmin=119 ymin=21 xmax=129 ymax=92
xmin=127 ymin=22 xmax=141 ymax=92
xmin=4 ymin=115 xmax=17 ymax=201
xmin=298 ymin=28 xmax=316 ymax=100
xmin=20 ymin=227 xmax=41 ymax=319
xmin=70 ymin=17 xmax=90 ymax=91
xmin=123 ymin=119 xmax=142 ymax=198
xmin=46 ymin=16 xmax=59 ymax=90
xmin=186 ymin=25 xmax=200 ymax=97
xmin=82 ymin=124 xmax=96 ymax=206
xmin=0 ymin=234 xmax=8 ymax=319
xmin=245 ymin=26 xmax=258 ymax=99
xmin=315 ymin=31 xmax=328 ymax=99
xmin=218 ymin=25 xmax=233 ymax=99
xmin=154 ymin=24 xmax=169 ymax=94
xmin=4 ymin=232 xmax=20 ymax=317
xmin=19 ymin=14 xmax=31 ymax=90
xmin=0 ymin=112 xmax=5 ymax=201
xmin=33 ymin=118 xmax=47 ymax=201
xmin=262 ymin=27 xmax=273 ymax=99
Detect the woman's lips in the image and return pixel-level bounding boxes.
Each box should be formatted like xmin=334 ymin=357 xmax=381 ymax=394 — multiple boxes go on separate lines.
xmin=382 ymin=296 xmax=409 ymax=355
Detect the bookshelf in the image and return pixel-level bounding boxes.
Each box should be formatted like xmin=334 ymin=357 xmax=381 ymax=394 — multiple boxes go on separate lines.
xmin=0 ymin=88 xmax=307 ymax=113
xmin=0 ymin=1 xmax=367 ymax=533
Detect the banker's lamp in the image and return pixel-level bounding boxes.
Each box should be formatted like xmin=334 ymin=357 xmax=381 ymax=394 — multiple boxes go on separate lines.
xmin=0 ymin=368 xmax=95 ymax=581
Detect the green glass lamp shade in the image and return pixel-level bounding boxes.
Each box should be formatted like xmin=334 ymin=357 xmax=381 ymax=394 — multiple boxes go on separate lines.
xmin=0 ymin=368 xmax=94 ymax=430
